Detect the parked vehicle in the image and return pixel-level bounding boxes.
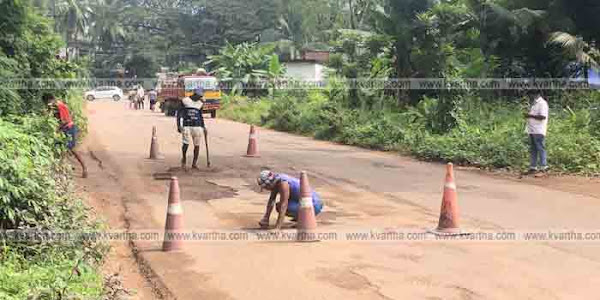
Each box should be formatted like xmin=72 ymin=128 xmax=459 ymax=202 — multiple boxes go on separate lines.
xmin=85 ymin=86 xmax=124 ymax=101
xmin=157 ymin=74 xmax=221 ymax=118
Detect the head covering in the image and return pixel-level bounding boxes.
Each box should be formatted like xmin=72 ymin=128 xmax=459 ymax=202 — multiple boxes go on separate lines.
xmin=257 ymin=170 xmax=278 ymax=188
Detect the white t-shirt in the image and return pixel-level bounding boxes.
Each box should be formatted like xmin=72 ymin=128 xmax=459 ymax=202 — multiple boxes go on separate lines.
xmin=527 ymin=97 xmax=549 ymax=136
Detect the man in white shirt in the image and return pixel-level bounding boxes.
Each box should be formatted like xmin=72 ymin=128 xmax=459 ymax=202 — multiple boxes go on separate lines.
xmin=136 ymin=86 xmax=145 ymax=110
xmin=525 ymin=91 xmax=549 ymax=174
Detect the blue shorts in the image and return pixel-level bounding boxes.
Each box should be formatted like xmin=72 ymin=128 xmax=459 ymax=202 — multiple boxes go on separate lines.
xmin=62 ymin=125 xmax=78 ymax=150
xmin=281 ymin=193 xmax=323 ymax=219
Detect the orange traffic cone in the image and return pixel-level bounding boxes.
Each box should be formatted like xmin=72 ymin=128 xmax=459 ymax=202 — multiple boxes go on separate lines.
xmin=431 ymin=163 xmax=463 ymax=235
xmin=149 ymin=126 xmax=160 ymax=159
xmin=163 ymin=177 xmax=184 ymax=251
xmin=244 ymin=125 xmax=260 ymax=157
xmin=297 ymin=171 xmax=318 ymax=242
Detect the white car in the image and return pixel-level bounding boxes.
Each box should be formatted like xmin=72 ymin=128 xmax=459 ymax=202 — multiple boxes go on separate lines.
xmin=85 ymin=86 xmax=123 ymax=101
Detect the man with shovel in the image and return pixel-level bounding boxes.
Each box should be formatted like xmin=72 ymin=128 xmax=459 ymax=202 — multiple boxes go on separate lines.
xmin=176 ymin=87 xmax=209 ymax=169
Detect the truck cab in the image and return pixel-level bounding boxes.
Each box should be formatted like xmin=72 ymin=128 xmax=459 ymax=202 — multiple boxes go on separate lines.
xmin=158 ymin=74 xmax=222 ymax=118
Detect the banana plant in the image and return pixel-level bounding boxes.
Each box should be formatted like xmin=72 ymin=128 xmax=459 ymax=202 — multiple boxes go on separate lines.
xmin=205 ymin=42 xmax=276 ymax=96
xmin=252 ymin=54 xmax=287 ymax=98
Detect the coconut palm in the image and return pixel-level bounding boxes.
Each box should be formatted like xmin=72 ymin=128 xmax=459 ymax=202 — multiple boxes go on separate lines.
xmin=55 ymin=0 xmax=91 ymax=59
xmin=548 ymin=32 xmax=599 ymax=73
xmin=88 ymin=0 xmax=126 ymax=51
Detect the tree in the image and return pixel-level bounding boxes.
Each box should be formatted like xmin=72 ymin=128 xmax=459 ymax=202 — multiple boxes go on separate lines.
xmin=369 ymin=0 xmax=435 ymax=103
xmin=205 ymin=42 xmax=276 ymax=95
xmin=55 ymin=0 xmax=91 ymax=59
xmin=89 ymin=0 xmax=126 ymax=51
xmin=548 ymin=32 xmax=600 ymax=77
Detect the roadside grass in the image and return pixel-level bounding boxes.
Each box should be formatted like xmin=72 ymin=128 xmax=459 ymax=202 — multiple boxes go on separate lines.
xmin=0 ymin=248 xmax=103 ymax=299
xmin=219 ymin=95 xmax=271 ymax=125
xmin=219 ymin=91 xmax=600 ymax=175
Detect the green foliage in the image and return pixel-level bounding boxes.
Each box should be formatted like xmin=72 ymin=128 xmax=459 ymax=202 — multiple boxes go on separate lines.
xmin=0 ymin=0 xmax=85 ymax=117
xmin=219 ymin=94 xmax=272 ymax=125
xmin=0 ymin=114 xmax=107 ymax=299
xmin=220 ymin=89 xmax=600 ymax=174
xmin=205 ymin=42 xmax=277 ymax=94
xmin=0 ymin=248 xmax=103 ymax=299
xmin=0 ymin=117 xmax=63 ymax=229
xmin=0 ymin=2 xmax=102 ymax=297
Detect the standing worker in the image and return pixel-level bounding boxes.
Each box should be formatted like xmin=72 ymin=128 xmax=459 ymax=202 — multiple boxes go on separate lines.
xmin=128 ymin=89 xmax=136 ymax=109
xmin=45 ymin=95 xmax=88 ymax=178
xmin=136 ymin=85 xmax=145 ymax=110
xmin=176 ymin=87 xmax=206 ymax=170
xmin=148 ymin=88 xmax=158 ymax=111
xmin=525 ymin=91 xmax=549 ymax=175
xmin=257 ymin=170 xmax=324 ymax=230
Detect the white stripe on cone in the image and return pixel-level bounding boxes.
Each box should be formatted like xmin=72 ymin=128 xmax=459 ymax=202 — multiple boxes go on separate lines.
xmin=168 ymin=203 xmax=183 ymax=215
xmin=444 ymin=182 xmax=457 ymax=190
xmin=300 ymin=197 xmax=313 ymax=208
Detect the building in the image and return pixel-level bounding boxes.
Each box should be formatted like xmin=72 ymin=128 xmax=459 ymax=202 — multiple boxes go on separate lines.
xmin=284 ymin=50 xmax=330 ymax=82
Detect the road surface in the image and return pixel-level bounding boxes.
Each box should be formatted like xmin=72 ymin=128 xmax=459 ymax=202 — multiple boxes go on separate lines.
xmin=79 ymin=100 xmax=600 ymax=299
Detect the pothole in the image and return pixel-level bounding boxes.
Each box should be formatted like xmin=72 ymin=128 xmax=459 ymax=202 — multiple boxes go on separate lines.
xmin=180 ymin=179 xmax=238 ymax=201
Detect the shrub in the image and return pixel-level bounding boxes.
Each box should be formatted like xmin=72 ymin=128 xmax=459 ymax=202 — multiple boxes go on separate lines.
xmin=219 ymin=90 xmax=600 ymax=175
xmin=219 ymin=94 xmax=271 ymax=125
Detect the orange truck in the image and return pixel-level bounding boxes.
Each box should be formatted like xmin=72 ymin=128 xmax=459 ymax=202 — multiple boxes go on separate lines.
xmin=157 ymin=74 xmax=222 ymax=118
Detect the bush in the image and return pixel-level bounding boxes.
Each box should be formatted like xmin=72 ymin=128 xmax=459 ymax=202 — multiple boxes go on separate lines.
xmin=0 ymin=114 xmax=106 ymax=299
xmin=0 ymin=117 xmax=63 ymax=229
xmin=0 ymin=248 xmax=103 ymax=299
xmin=265 ymin=95 xmax=303 ymax=132
xmin=219 ymin=90 xmax=600 ymax=175
xmin=219 ymin=94 xmax=271 ymax=125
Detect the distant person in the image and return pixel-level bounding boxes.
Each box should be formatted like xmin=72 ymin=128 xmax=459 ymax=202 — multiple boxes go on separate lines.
xmin=525 ymin=91 xmax=549 ymax=174
xmin=45 ymin=95 xmax=88 ymax=178
xmin=128 ymin=89 xmax=136 ymax=109
xmin=257 ymin=170 xmax=324 ymax=230
xmin=176 ymin=87 xmax=206 ymax=170
xmin=136 ymin=86 xmax=145 ymax=110
xmin=148 ymin=89 xmax=158 ymax=111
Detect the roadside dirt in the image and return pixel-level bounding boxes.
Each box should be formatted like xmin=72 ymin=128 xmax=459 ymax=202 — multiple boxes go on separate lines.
xmin=75 ymin=138 xmax=165 ymax=299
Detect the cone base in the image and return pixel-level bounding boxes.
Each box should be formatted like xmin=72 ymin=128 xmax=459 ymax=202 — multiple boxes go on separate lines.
xmin=147 ymin=155 xmax=165 ymax=160
xmin=428 ymin=227 xmax=470 ymax=236
xmin=162 ymin=242 xmax=184 ymax=252
xmin=243 ymin=154 xmax=261 ymax=158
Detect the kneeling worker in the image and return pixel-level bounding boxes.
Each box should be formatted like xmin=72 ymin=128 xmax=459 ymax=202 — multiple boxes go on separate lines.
xmin=258 ymin=170 xmax=324 ymax=229
xmin=176 ymin=87 xmax=206 ymax=169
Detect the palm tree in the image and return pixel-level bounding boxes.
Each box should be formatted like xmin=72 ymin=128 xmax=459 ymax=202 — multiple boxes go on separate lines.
xmin=89 ymin=0 xmax=126 ymax=51
xmin=548 ymin=32 xmax=599 ymax=77
xmin=55 ymin=0 xmax=91 ymax=60
xmin=462 ymin=0 xmax=545 ymax=76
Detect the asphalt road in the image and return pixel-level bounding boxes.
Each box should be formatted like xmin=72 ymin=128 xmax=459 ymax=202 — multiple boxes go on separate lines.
xmin=80 ymin=100 xmax=600 ymax=299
